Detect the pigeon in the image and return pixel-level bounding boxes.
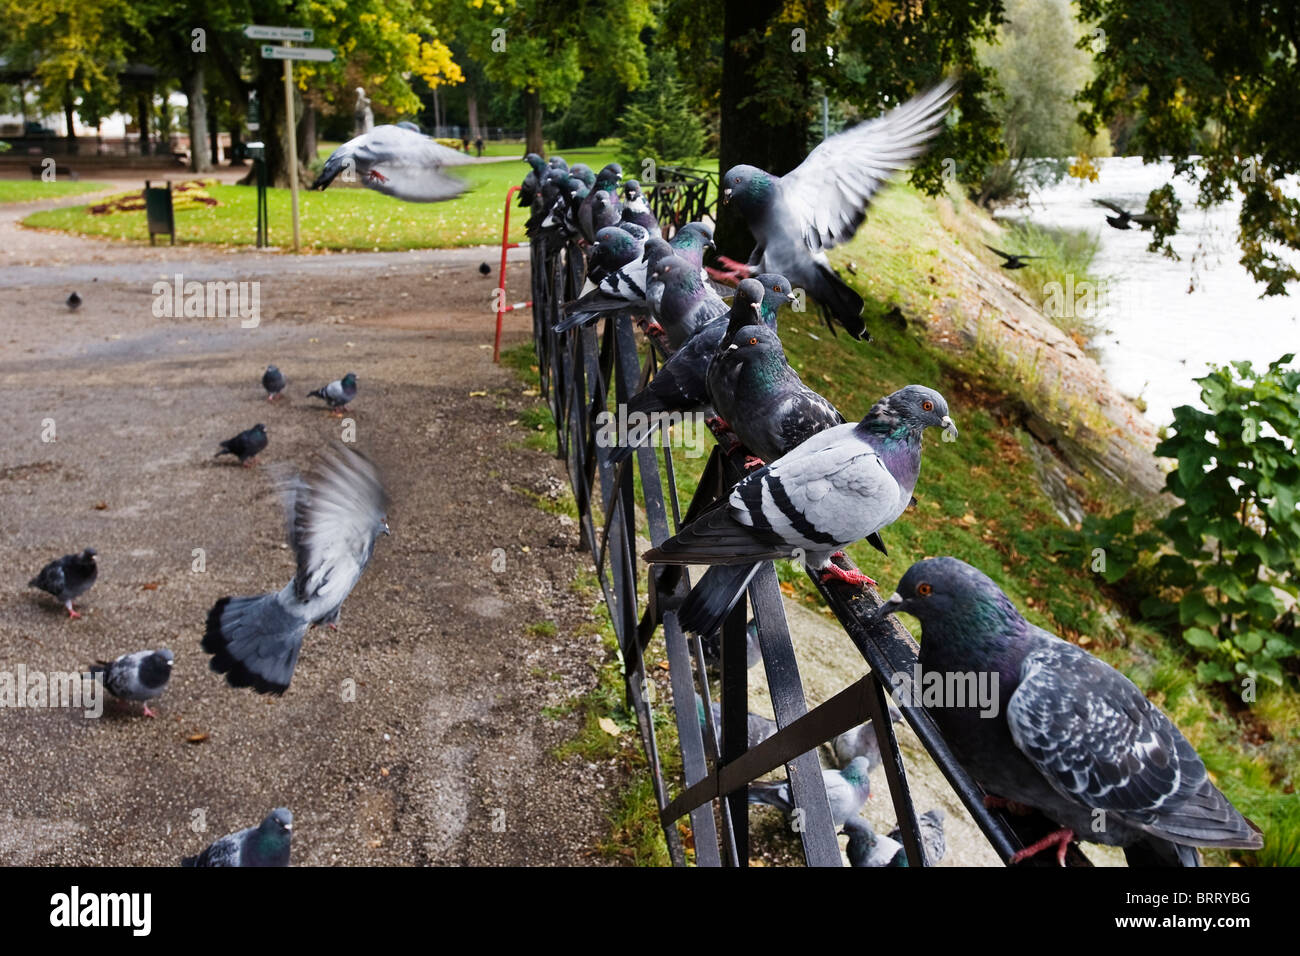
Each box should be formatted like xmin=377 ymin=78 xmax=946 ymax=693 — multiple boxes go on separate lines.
xmin=518 ymin=152 xmax=548 ymax=207
xmin=648 ymin=252 xmax=729 ymax=349
xmin=619 ymin=179 xmax=660 ymax=236
xmin=700 ymin=617 xmax=763 ymax=670
xmin=307 ymin=372 xmax=357 ymax=415
xmin=984 ymin=244 xmax=1041 ymax=270
xmin=29 ymin=548 xmax=97 ymax=618
xmin=395 ymin=120 xmax=422 ymax=133
xmin=578 ymin=162 xmax=622 ymax=242
xmin=311 ymin=125 xmax=470 ymax=202
xmin=888 ymin=808 xmax=947 ymax=866
xmin=202 ymin=445 xmax=391 ymax=694
xmin=66 ymin=291 xmax=81 ymax=311
xmin=478 ymin=262 xmax=491 ymax=275
xmin=181 ymin=808 xmax=293 ymax=867
xmin=1094 ymin=198 xmax=1158 ymax=230
xmin=749 ymin=755 xmax=872 ymax=826
xmin=830 ymin=705 xmax=904 ymax=771
xmin=873 ymin=557 xmax=1265 ymax=866
xmin=89 ymin=648 xmax=173 ymax=718
xmin=695 ymin=694 xmax=778 ymax=749
xmin=706 ymin=323 xmax=845 ymax=466
xmin=715 ymin=81 xmax=956 ymax=338
xmin=842 ymin=817 xmax=906 ymax=867
xmin=644 ymin=386 xmax=955 ymax=637
xmin=216 ymin=424 xmax=268 ymax=467
xmin=608 ymin=279 xmax=775 ymax=464
xmin=585 ymin=225 xmax=648 ymax=289
xmin=262 ymin=364 xmax=286 ymax=401
xmin=668 ymin=221 xmax=715 ymax=269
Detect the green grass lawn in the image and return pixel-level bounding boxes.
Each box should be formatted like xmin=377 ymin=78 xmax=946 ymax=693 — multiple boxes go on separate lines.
xmin=0 ymin=180 xmax=114 ymax=203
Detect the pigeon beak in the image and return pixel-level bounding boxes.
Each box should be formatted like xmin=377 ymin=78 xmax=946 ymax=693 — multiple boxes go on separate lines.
xmin=723 ymin=188 xmax=732 ymax=203
xmin=750 ymin=302 xmax=761 ymax=313
xmin=870 ymin=592 xmax=905 ymax=622
xmin=941 ymin=415 xmax=958 ymax=439
xmin=166 ymin=660 xmax=174 ymax=667
xmin=284 ymin=823 xmax=293 ymax=832
xmin=382 ymin=521 xmax=391 ymax=536
xmin=787 ymin=292 xmax=798 ymax=302
xmin=727 ymin=343 xmax=739 ymax=351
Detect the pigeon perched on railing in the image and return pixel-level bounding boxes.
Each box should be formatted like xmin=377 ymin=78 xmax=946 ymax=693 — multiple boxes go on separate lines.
xmin=307 ymin=372 xmax=357 ymax=415
xmin=585 ymin=224 xmax=649 ymax=288
xmin=714 ymin=81 xmax=956 ymax=339
xmin=29 ymin=548 xmax=97 ymax=619
xmin=182 ymin=808 xmax=293 ymax=867
xmin=89 ymin=648 xmax=173 ymax=718
xmin=202 ymin=445 xmax=391 ymax=694
xmin=645 ymin=386 xmax=955 ymax=637
xmin=619 ymin=179 xmax=661 ymax=237
xmin=873 ymin=557 xmax=1265 ymax=866
xmin=215 ymin=423 xmax=268 ymax=467
xmin=646 ymin=252 xmax=729 ymax=349
xmin=518 ymin=152 xmax=548 ymax=207
xmin=262 ymin=364 xmax=286 ymax=401
xmin=578 ymin=163 xmax=623 ymax=243
xmin=749 ymin=755 xmax=872 ymax=826
xmin=888 ymin=808 xmax=947 ymax=866
xmin=311 ymin=125 xmax=470 ymax=202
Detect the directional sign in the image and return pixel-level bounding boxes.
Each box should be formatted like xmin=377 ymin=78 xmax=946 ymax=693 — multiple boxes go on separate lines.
xmin=244 ymin=24 xmax=314 ymax=42
xmin=260 ymin=44 xmax=335 ymax=62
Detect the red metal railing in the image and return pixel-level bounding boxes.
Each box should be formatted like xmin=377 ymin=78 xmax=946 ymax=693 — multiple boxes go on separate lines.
xmin=494 ymin=185 xmax=531 ymax=362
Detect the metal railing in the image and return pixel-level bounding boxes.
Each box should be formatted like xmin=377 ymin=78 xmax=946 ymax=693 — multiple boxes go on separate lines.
xmin=525 ymin=216 xmax=1092 ymax=868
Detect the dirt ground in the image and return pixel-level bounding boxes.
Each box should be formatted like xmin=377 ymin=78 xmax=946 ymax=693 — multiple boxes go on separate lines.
xmin=0 ymin=186 xmax=627 ymax=865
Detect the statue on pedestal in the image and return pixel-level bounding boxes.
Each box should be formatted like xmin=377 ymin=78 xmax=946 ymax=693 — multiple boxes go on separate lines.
xmin=354 ymin=88 xmax=373 ymax=136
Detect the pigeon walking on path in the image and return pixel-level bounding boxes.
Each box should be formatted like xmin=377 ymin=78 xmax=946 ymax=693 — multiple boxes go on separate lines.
xmin=749 ymin=756 xmax=872 ymax=826
xmin=29 ymin=548 xmax=97 ymax=619
xmin=843 ymin=817 xmax=906 ymax=867
xmin=66 ymin=291 xmax=81 ymax=312
xmin=311 ymin=125 xmax=469 ymax=202
xmin=873 ymin=557 xmax=1265 ymax=866
xmin=714 ymin=82 xmax=955 ymax=339
xmin=644 ymin=386 xmax=955 ymax=637
xmin=696 ymin=695 xmax=778 ymax=749
xmin=215 ymin=424 xmax=268 ymax=467
xmin=262 ymin=365 xmax=286 ymax=401
xmin=888 ymin=808 xmax=947 ymax=866
xmin=89 ymin=649 xmax=173 ymax=718
xmin=307 ymin=373 xmax=357 ymax=415
xmin=202 ymin=445 xmax=391 ymax=694
xmin=181 ymin=808 xmax=293 ymax=867
xmin=830 ymin=705 xmax=903 ymax=771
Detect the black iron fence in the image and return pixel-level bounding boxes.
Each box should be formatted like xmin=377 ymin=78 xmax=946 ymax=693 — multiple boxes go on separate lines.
xmin=526 ymin=217 xmax=1091 ymax=867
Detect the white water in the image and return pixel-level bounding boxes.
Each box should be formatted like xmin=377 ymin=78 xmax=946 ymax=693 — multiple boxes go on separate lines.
xmin=1005 ymin=156 xmax=1299 ymax=427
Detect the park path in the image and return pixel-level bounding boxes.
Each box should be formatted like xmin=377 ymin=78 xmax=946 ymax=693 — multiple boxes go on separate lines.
xmin=0 ymin=201 xmax=628 ymax=865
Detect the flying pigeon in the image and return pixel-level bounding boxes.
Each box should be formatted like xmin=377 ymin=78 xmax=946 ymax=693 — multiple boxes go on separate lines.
xmin=202 ymin=445 xmax=391 ymax=694
xmin=644 ymin=386 xmax=955 ymax=637
xmin=307 ymin=372 xmax=357 ymax=415
xmin=983 ymin=244 xmax=1041 ymax=270
xmin=181 ymin=808 xmax=293 ymax=867
xmin=830 ymin=705 xmax=903 ymax=771
xmin=842 ymin=817 xmax=906 ymax=867
xmin=262 ymin=365 xmax=286 ymax=401
xmin=715 ymin=81 xmax=956 ymax=338
xmin=89 ymin=648 xmax=173 ymax=718
xmin=215 ymin=424 xmax=268 ymax=467
xmin=311 ymin=125 xmax=470 ymax=202
xmin=1094 ymin=198 xmax=1158 ymax=230
xmin=873 ymin=557 xmax=1265 ymax=866
xmin=66 ymin=291 xmax=81 ymax=311
xmin=696 ymin=694 xmax=778 ymax=749
xmin=888 ymin=808 xmax=947 ymax=866
xmin=29 ymin=548 xmax=97 ymax=619
xmin=749 ymin=755 xmax=872 ymax=826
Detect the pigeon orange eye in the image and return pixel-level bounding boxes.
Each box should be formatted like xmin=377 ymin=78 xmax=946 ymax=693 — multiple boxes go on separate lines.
xmin=917 ymin=583 xmax=933 ymax=596
xmin=922 ymin=400 xmax=934 ymax=411
xmin=749 ymin=337 xmax=758 ymax=345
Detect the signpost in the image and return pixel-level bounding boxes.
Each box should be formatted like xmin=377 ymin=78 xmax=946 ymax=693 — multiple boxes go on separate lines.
xmin=246 ymin=25 xmax=334 ymax=253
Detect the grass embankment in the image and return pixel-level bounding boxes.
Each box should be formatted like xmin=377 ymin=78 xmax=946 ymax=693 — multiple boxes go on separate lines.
xmin=503 ymin=184 xmax=1299 ymax=867
xmin=0 ymin=180 xmax=113 ymax=203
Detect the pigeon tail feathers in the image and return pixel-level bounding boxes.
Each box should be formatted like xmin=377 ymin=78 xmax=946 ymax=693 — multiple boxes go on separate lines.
xmin=203 ymin=593 xmax=307 ymax=695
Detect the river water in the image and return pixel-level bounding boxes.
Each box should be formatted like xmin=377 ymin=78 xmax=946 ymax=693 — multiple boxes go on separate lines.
xmin=1005 ymin=156 xmax=1299 ymax=427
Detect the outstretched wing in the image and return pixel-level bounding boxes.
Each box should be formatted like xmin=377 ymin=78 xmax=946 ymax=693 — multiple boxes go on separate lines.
xmin=780 ymin=81 xmax=956 ymax=254
xmin=315 ymin=125 xmax=470 ymax=202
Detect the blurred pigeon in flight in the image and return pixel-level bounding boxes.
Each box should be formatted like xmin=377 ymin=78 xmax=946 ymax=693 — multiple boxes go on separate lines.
xmin=311 ymin=125 xmax=470 ymax=202
xmin=29 ymin=548 xmax=97 ymax=619
xmin=1094 ymin=198 xmax=1159 ymax=230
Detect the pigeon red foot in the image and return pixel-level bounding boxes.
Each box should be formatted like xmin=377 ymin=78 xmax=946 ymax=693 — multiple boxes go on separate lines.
xmin=1009 ymin=828 xmax=1075 ymax=867
xmin=707 ymin=255 xmax=755 ymax=284
xmin=819 ymin=562 xmax=876 ymax=588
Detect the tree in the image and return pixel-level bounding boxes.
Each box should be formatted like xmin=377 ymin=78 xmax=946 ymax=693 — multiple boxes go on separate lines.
xmin=615 ymin=49 xmax=705 ymax=169
xmin=1077 ymin=0 xmax=1300 ymax=295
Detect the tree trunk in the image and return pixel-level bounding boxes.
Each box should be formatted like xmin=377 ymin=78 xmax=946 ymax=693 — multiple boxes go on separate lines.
xmin=137 ymin=92 xmax=151 ymax=155
xmin=187 ymin=64 xmax=211 ymax=172
xmin=717 ymin=0 xmax=809 ymax=258
xmin=62 ymin=98 xmax=78 ymax=155
xmin=298 ymin=100 xmax=316 ymax=168
xmin=207 ymin=100 xmax=220 ymax=165
xmin=523 ymin=89 xmax=544 ymax=158
xmin=467 ymin=90 xmax=480 ymax=141
xmin=252 ymin=62 xmax=291 ymax=186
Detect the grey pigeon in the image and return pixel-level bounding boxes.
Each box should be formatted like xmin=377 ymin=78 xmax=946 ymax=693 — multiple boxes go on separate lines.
xmin=311 ymin=125 xmax=469 ymax=202
xmin=181 ymin=808 xmax=292 ymax=867
xmin=585 ymin=225 xmax=647 ymax=288
xmin=29 ymin=548 xmax=97 ymax=618
xmin=831 ymin=705 xmax=904 ymax=771
xmin=695 ymin=694 xmax=778 ymax=749
xmin=577 ymin=162 xmax=622 ymax=242
xmin=700 ymin=618 xmax=763 ymax=671
xmin=66 ymin=291 xmax=81 ymax=311
xmin=216 ymin=423 xmax=268 ymax=467
xmin=842 ymin=817 xmax=906 ymax=867
xmin=89 ymin=648 xmax=173 ymax=717
xmin=984 ymin=244 xmax=1041 ymax=270
xmin=887 ymin=808 xmax=947 ymax=866
xmin=668 ymin=221 xmax=714 ymax=268
xmin=644 ymin=386 xmax=955 ymax=637
xmin=1094 ymin=198 xmax=1158 ymax=230
xmin=648 ymin=252 xmax=729 ymax=349
xmin=307 ymin=372 xmax=357 ymax=414
xmin=749 ymin=755 xmax=872 ymax=826
xmin=518 ymin=153 xmax=547 ymax=207
xmin=262 ymin=364 xmax=286 ymax=401
xmin=874 ymin=557 xmax=1265 ymax=866
xmin=717 ymin=82 xmax=955 ymax=338
xmin=619 ymin=179 xmax=660 ymax=236
xmin=202 ymin=445 xmax=390 ymax=694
